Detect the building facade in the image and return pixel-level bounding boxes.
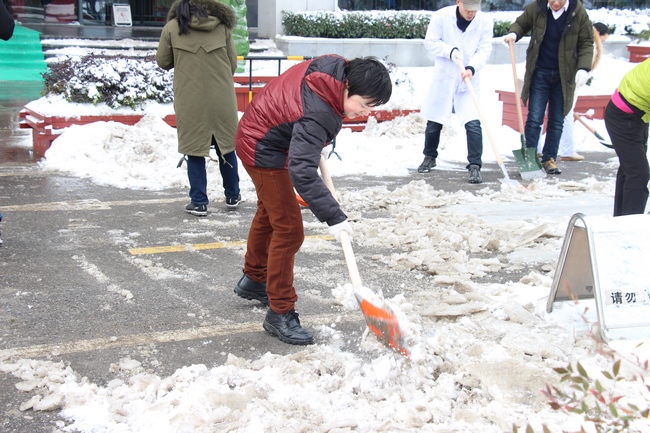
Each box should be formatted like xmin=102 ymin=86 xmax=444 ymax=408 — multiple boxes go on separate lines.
xmin=4 ymin=0 xmax=257 ymax=27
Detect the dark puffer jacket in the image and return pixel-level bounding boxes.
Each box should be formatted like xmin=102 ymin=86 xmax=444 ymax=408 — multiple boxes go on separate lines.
xmin=235 ymin=55 xmax=348 ymax=226
xmin=509 ymin=0 xmax=594 ymax=116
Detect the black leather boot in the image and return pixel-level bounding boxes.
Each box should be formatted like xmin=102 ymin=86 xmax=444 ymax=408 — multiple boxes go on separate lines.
xmin=234 ymin=273 xmax=269 ymax=306
xmin=263 ymin=309 xmax=314 ymax=345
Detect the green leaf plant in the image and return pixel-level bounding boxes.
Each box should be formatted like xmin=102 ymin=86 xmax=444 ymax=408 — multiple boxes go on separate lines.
xmin=513 ymin=303 xmax=649 ymax=433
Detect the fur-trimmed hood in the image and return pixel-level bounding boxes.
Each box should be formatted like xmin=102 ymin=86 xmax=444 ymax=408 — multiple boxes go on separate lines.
xmin=166 ymin=0 xmax=236 ymax=29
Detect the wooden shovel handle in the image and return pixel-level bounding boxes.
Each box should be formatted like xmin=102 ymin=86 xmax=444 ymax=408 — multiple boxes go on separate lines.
xmin=454 ymin=57 xmax=504 ymax=166
xmin=573 ymin=113 xmax=596 ymax=134
xmin=318 ymin=154 xmax=363 ymax=288
xmin=319 ymin=153 xmax=337 ymax=197
xmin=340 ymin=231 xmax=362 ymax=288
xmin=508 ymin=40 xmax=526 ymax=135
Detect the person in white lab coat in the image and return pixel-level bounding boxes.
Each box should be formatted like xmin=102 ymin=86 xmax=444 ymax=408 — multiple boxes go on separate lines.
xmin=418 ymin=0 xmax=493 ymax=184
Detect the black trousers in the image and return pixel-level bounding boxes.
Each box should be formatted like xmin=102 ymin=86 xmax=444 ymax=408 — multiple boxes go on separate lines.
xmin=604 ymin=100 xmax=650 ymax=216
xmin=423 ymin=119 xmax=483 ymax=168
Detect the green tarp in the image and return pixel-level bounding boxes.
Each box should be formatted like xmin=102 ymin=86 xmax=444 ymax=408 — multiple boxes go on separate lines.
xmin=0 ymin=25 xmax=47 ymax=81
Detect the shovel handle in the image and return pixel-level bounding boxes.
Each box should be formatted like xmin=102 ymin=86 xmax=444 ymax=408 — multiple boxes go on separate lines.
xmin=319 ymin=153 xmax=337 ymax=198
xmin=573 ymin=113 xmax=614 ymax=148
xmin=508 ymin=40 xmax=526 ymax=135
xmin=318 ymin=155 xmax=363 ymax=288
xmin=454 ymin=57 xmax=504 ymax=167
xmin=340 ymin=231 xmax=362 ymax=288
xmin=573 ymin=112 xmax=597 ymax=134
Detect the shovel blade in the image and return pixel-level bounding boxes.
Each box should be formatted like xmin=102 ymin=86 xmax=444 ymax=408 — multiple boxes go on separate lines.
xmin=354 ymin=293 xmax=409 ymax=358
xmin=496 ymin=163 xmax=524 ymax=186
xmin=594 ymin=132 xmax=614 ymax=149
xmin=512 ymin=145 xmax=546 ymax=180
xmin=295 ymin=193 xmax=308 ymax=207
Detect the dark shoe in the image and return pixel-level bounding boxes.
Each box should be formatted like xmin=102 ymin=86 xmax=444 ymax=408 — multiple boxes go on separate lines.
xmin=185 ymin=202 xmax=208 ymax=216
xmin=235 ymin=273 xmax=269 ymax=306
xmin=542 ymin=158 xmax=562 ymax=175
xmin=263 ymin=309 xmax=314 ymax=345
xmin=468 ymin=164 xmax=482 ymax=184
xmin=417 ymin=156 xmax=436 ymax=173
xmin=226 ymin=194 xmax=241 ymax=211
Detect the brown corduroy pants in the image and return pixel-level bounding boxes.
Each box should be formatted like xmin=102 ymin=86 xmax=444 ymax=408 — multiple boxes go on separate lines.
xmin=242 ymin=164 xmax=304 ymax=314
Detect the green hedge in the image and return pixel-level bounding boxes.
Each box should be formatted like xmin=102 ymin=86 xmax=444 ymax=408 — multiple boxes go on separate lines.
xmin=282 ymin=11 xmax=514 ymax=38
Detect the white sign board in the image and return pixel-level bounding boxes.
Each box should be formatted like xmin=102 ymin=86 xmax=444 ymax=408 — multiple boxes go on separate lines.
xmin=547 ymin=213 xmax=650 ymax=341
xmin=112 ymin=4 xmax=132 ymax=27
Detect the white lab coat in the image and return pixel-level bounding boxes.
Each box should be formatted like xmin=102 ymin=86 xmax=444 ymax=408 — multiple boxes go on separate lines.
xmin=421 ymin=6 xmax=493 ymax=126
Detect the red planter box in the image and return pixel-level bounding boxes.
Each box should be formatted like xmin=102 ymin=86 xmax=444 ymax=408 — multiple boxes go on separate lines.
xmin=19 ymin=107 xmax=177 ymax=157
xmin=20 ymin=73 xmax=420 ymax=157
xmin=233 ymin=76 xmax=276 ymax=112
xmin=341 ymin=109 xmax=420 ymax=132
xmin=627 ymin=44 xmax=650 ymax=63
xmin=496 ymin=90 xmax=611 ymax=133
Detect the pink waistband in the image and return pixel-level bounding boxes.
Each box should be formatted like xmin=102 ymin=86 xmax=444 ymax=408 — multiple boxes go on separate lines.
xmin=611 ymin=89 xmax=634 ymax=114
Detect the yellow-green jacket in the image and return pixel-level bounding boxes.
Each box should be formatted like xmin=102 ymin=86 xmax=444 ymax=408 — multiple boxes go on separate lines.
xmin=619 ymin=58 xmax=650 ymax=123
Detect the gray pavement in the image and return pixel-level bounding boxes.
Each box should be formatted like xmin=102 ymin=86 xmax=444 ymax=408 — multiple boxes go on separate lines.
xmin=0 ymin=80 xmax=620 ymax=432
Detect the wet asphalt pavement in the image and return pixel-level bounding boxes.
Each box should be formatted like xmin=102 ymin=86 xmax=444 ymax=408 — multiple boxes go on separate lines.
xmin=0 ymin=80 xmax=621 ymax=432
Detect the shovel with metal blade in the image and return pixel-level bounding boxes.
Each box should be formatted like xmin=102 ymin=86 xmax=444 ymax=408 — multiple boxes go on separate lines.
xmin=318 ymin=154 xmax=409 ymax=358
xmin=573 ymin=112 xmax=614 ymax=149
xmin=508 ymin=40 xmax=546 ymax=180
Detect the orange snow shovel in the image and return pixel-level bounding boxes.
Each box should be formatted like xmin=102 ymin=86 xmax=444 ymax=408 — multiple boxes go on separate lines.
xmin=318 ymin=154 xmax=409 ymax=358
xmin=508 ymin=40 xmax=546 ymax=180
xmin=453 ymin=57 xmax=521 ymax=186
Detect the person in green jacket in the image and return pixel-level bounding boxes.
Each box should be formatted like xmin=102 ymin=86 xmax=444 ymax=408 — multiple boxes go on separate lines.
xmin=604 ymin=58 xmax=650 ymax=216
xmin=504 ymin=0 xmax=593 ymax=175
xmin=156 ymin=0 xmax=241 ymax=216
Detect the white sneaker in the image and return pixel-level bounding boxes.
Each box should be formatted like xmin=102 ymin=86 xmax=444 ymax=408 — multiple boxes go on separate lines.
xmin=560 ymin=154 xmax=585 ymax=161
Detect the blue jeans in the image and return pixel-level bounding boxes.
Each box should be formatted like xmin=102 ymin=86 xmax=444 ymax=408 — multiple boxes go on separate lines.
xmin=186 ymin=137 xmax=240 ymax=205
xmin=423 ymin=120 xmax=483 ymax=168
xmin=524 ymin=68 xmax=565 ymax=163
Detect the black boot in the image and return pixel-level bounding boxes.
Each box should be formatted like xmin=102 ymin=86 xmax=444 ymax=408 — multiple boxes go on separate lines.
xmin=263 ymin=309 xmax=314 ymax=345
xmin=468 ymin=164 xmax=482 ymax=184
xmin=234 ymin=274 xmax=269 ymax=306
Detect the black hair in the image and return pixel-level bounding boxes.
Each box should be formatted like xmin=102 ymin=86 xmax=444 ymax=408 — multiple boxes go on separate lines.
xmin=176 ymin=0 xmax=208 ymax=35
xmin=344 ymin=57 xmax=392 ymax=107
xmin=593 ymin=22 xmax=611 ymax=37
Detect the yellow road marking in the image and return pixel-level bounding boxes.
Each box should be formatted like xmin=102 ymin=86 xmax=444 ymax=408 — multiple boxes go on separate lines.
xmin=129 ymin=240 xmax=246 ymax=255
xmin=128 ymin=234 xmax=334 ymax=255
xmin=0 ymin=312 xmax=359 ymax=360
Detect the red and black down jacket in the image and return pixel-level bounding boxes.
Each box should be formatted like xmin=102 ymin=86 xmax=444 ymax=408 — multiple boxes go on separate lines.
xmin=235 ymin=55 xmax=348 ymax=226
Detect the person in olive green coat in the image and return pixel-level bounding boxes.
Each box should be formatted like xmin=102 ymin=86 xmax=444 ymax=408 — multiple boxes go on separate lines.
xmin=504 ymin=0 xmax=593 ymax=175
xmin=156 ymin=0 xmax=241 ymax=216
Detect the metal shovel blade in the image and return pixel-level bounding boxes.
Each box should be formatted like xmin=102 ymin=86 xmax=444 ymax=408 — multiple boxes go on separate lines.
xmin=512 ymin=140 xmax=546 ymax=180
xmin=595 ymin=135 xmax=614 ymax=149
xmin=354 ymin=292 xmax=409 ymax=358
xmin=573 ymin=113 xmax=614 ymax=149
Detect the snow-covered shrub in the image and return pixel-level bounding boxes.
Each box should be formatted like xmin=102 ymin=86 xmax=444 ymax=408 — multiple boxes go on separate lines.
xmin=43 ymin=55 xmax=174 ymax=109
xmin=282 ymin=10 xmax=515 ymax=38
